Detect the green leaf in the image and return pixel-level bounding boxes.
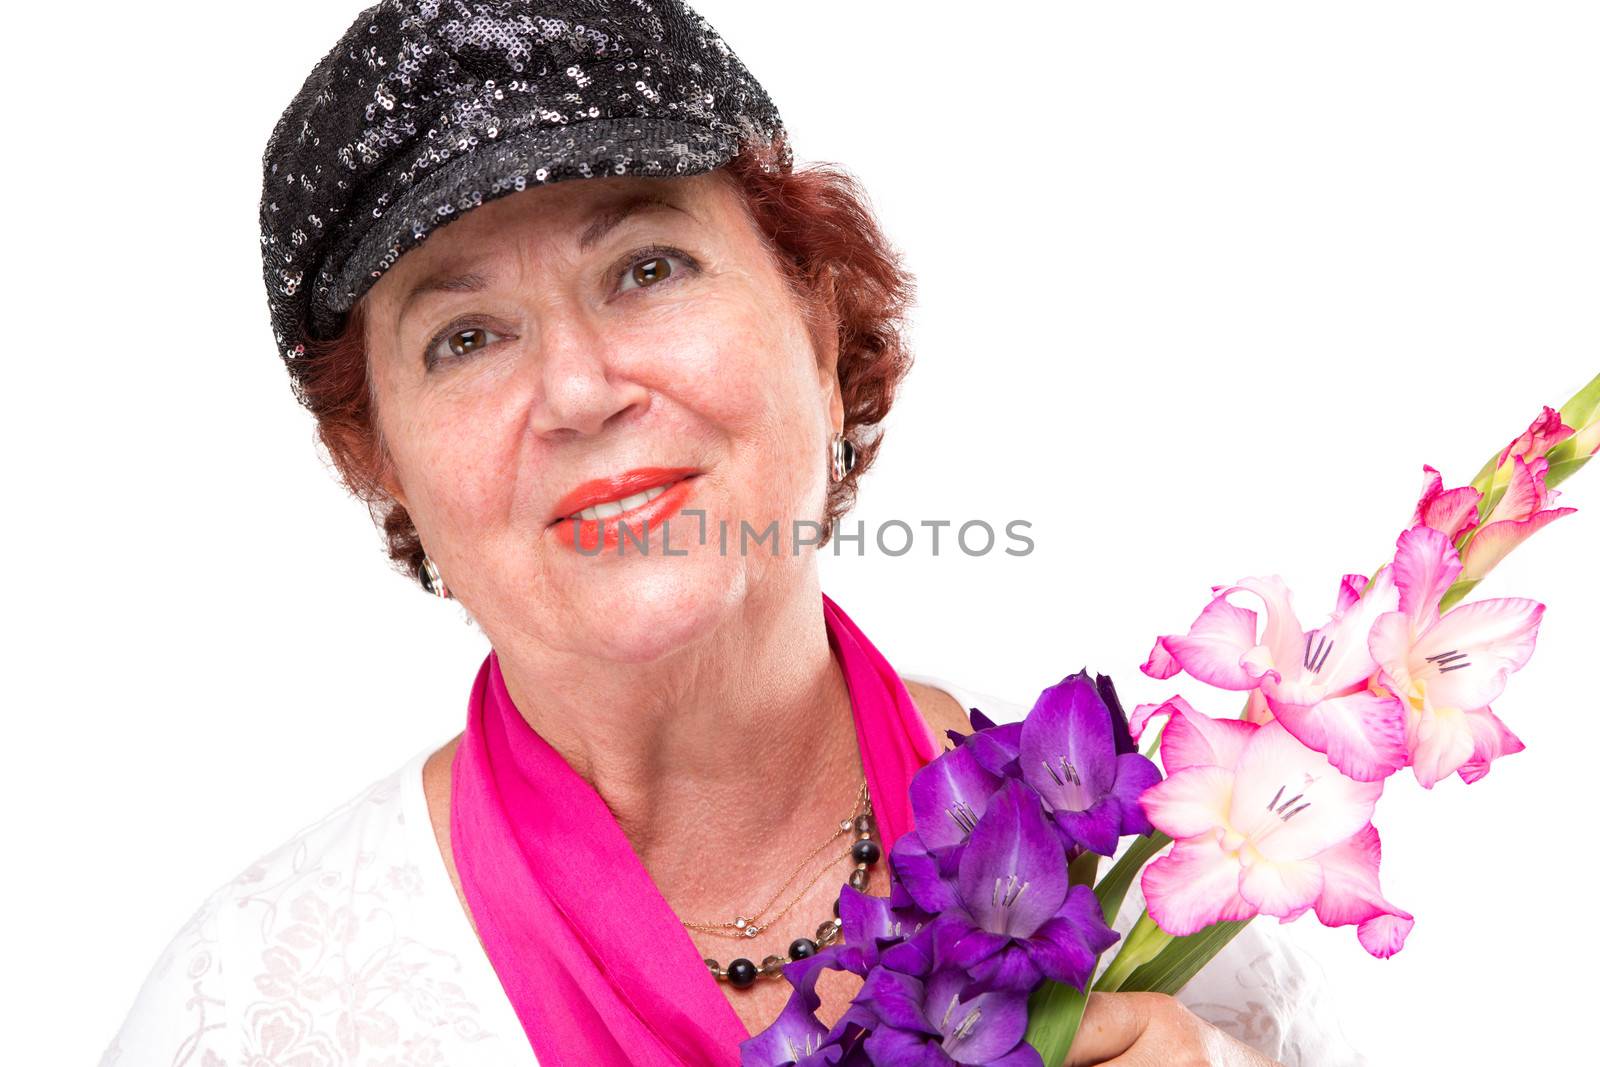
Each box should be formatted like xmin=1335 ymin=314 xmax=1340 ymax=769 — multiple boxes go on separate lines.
xmin=1544 ymin=449 xmax=1592 ymax=491
xmin=1117 ymin=919 xmax=1252 ymax=996
xmin=1094 ymin=911 xmax=1171 ymax=993
xmin=1438 ymin=576 xmax=1479 ymax=613
xmin=1094 ymin=832 xmax=1171 ymax=930
xmin=1024 ymin=979 xmax=1090 ymax=1066
xmin=1558 ymin=370 xmax=1600 ymax=433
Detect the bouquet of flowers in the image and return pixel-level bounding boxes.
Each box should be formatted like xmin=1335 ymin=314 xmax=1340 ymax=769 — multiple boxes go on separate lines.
xmin=741 ymin=372 xmax=1599 ymax=1066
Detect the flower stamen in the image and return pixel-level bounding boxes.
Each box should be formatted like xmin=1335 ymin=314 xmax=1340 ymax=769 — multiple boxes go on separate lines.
xmin=1041 ymin=757 xmax=1082 ymax=788
xmin=946 ymin=800 xmax=979 ymax=835
xmin=992 ymin=873 xmax=1030 ymax=908
xmin=1303 ymin=632 xmax=1334 ymax=674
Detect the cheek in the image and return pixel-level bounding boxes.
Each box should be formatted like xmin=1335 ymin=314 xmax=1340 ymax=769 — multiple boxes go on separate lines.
xmin=628 ymin=288 xmax=824 ymax=454
xmin=640 ymin=293 xmax=830 ymax=527
xmin=381 ymin=378 xmax=525 ymax=552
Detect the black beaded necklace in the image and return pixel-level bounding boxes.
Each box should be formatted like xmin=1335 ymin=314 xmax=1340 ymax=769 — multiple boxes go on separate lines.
xmin=686 ymin=779 xmax=883 ymax=989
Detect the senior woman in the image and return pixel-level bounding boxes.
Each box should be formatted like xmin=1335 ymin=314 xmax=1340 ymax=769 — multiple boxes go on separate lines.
xmin=104 ymin=3 xmax=1365 ymax=1065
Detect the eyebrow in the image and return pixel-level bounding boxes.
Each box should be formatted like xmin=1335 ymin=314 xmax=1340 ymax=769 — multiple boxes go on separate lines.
xmin=397 ymin=194 xmax=691 ymax=324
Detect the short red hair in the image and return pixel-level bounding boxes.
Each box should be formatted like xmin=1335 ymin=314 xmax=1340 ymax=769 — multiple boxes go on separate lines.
xmin=291 ymin=137 xmax=916 ymax=577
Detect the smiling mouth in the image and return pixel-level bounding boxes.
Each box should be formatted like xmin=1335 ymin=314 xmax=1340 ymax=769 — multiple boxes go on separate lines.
xmin=547 ymin=472 xmax=700 ymax=527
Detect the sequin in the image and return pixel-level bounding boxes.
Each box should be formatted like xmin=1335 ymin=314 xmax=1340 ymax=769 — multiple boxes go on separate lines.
xmin=258 ymin=0 xmax=788 ymax=389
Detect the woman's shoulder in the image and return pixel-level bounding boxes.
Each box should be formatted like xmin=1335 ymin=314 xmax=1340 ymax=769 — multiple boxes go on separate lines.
xmin=900 ymin=671 xmax=1031 ymax=742
xmin=99 ymin=741 xmax=528 ymax=1066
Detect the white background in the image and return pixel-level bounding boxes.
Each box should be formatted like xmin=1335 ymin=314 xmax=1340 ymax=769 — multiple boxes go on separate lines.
xmin=4 ymin=2 xmax=1596 ymax=1063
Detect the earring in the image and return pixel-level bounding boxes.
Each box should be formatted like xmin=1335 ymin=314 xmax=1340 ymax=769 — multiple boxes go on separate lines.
xmin=418 ymin=555 xmax=451 ymax=598
xmin=830 ymin=432 xmax=857 ymax=483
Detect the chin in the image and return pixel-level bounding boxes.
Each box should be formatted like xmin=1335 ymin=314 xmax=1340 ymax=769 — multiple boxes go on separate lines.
xmin=555 ymin=553 xmax=750 ymax=665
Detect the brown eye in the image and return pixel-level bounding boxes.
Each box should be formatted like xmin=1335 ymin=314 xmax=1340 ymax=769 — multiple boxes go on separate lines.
xmin=448 ymin=327 xmax=491 ymax=357
xmin=629 ymin=255 xmax=673 ymax=288
xmin=425 ymin=324 xmax=504 ymax=367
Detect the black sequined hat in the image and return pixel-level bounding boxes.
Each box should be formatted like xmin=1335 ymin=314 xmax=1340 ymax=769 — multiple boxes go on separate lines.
xmin=259 ymin=0 xmax=787 ymax=382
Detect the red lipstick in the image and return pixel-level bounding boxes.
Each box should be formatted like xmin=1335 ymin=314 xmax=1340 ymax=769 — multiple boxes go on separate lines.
xmin=548 ymin=466 xmax=701 ymax=553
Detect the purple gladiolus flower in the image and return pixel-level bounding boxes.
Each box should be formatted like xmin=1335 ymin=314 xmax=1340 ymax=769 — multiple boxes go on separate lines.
xmin=739 ymin=947 xmax=864 ymax=1067
xmin=818 ymin=884 xmax=935 ymax=977
xmin=911 ymin=744 xmax=1005 ymax=855
xmin=939 ymin=779 xmax=1120 ymax=990
xmin=1019 ymin=671 xmax=1163 ymax=856
xmin=855 ymin=923 xmax=1044 ymax=1067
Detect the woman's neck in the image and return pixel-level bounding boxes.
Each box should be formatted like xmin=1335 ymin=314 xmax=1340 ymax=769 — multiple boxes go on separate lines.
xmin=491 ymin=576 xmax=866 ymax=912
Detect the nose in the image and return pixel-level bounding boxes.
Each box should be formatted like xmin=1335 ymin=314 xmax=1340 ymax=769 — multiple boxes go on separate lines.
xmin=524 ymin=307 xmax=650 ymax=438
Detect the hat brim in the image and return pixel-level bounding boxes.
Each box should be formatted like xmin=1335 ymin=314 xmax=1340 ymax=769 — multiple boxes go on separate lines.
xmin=313 ymin=116 xmax=743 ymax=338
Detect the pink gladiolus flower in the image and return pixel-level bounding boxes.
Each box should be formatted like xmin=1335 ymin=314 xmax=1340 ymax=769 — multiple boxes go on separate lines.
xmin=1413 ymin=465 xmax=1482 ymax=542
xmin=1497 ymin=405 xmax=1574 ymax=467
xmin=1142 ymin=572 xmax=1409 ymax=781
xmin=1137 ymin=702 xmax=1413 ymax=958
xmin=1460 ymin=455 xmax=1577 ymax=581
xmin=1369 ymin=526 xmax=1543 ymax=787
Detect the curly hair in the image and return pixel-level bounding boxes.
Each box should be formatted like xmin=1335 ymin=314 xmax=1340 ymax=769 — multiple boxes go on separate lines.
xmin=291 ymin=137 xmax=916 ymax=579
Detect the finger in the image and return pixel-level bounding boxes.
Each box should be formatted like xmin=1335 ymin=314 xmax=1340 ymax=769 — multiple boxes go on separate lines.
xmin=1062 ymin=992 xmax=1155 ymax=1067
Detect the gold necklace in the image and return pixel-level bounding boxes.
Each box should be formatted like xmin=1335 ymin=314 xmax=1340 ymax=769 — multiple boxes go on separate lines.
xmin=680 ymin=778 xmax=869 ymax=939
xmin=683 ymin=778 xmax=884 ymax=989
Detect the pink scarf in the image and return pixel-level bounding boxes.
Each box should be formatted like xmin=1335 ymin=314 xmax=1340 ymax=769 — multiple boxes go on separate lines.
xmin=449 ymin=592 xmax=943 ymax=1066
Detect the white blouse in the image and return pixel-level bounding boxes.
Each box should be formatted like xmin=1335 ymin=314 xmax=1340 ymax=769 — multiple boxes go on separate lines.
xmin=100 ymin=674 xmax=1368 ymax=1066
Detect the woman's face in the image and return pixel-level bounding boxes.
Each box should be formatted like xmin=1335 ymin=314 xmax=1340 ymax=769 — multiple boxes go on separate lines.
xmin=361 ymin=172 xmax=842 ymax=663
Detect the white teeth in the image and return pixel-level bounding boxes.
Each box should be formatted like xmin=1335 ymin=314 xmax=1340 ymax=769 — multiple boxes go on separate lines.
xmin=572 ymin=483 xmax=670 ymax=521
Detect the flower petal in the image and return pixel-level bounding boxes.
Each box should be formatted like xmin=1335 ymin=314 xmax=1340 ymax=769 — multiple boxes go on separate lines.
xmin=1269 ymin=567 xmax=1398 ymax=702
xmin=1141 ymin=637 xmax=1182 ymax=680
xmin=936 ymin=986 xmax=1030 ymax=1065
xmin=1142 ymin=835 xmax=1255 ymax=937
xmin=1094 ymin=673 xmax=1141 ymax=756
xmin=1414 ymin=597 xmax=1545 ymax=710
xmin=1158 ymin=701 xmax=1258 ymax=774
xmin=1023 ymin=884 xmax=1119 ymax=990
xmin=1461 ymin=509 xmax=1576 ymax=581
xmin=1407 ymin=705 xmax=1478 ymax=789
xmin=857 ymin=967 xmax=933 ymax=1035
xmin=1019 ymin=672 xmax=1119 ymax=808
xmin=1238 ymin=857 xmax=1324 ymax=918
xmin=1456 ymin=706 xmax=1525 ymax=784
xmin=1498 ymin=404 xmax=1573 ymax=466
xmin=1228 ymin=722 xmax=1383 ymax=861
xmin=1392 ymin=525 xmax=1462 ymax=627
xmin=1311 ymin=823 xmax=1413 ymax=958
xmin=1335 ymin=572 xmax=1370 ymax=614
xmin=1483 ymin=455 xmax=1546 ymax=525
xmin=1107 ymin=752 xmax=1162 ymax=837
xmin=966 ymin=721 xmax=1023 ymax=779
xmin=1267 ymin=687 xmax=1409 ymax=783
xmin=1161 ymin=594 xmax=1263 ymax=690
xmin=739 ymin=983 xmax=835 ymax=1067
xmin=890 ymin=831 xmax=962 ymax=915
xmin=910 ymin=745 xmax=1004 ymax=852
xmin=1413 ymin=465 xmax=1482 ymax=541
xmin=1139 ymin=765 xmax=1233 ymax=840
xmin=1051 ymin=803 xmax=1122 ymax=857
xmin=1231 ymin=576 xmax=1310 ymax=679
xmin=957 ymin=780 xmax=1068 ymax=939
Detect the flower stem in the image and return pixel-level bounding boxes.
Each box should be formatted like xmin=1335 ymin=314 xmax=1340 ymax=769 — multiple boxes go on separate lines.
xmin=1094 ymin=911 xmax=1172 ymax=993
xmin=1069 ymin=850 xmax=1101 ymax=889
xmin=1024 ymin=980 xmax=1090 ymax=1066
